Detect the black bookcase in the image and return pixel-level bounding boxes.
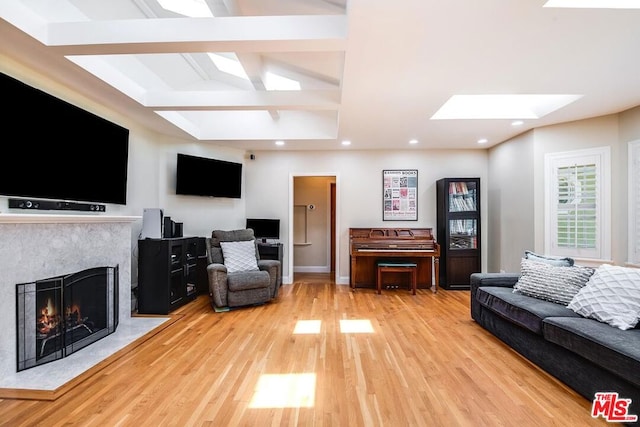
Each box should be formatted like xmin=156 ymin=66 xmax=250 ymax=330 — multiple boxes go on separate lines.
xmin=436 ymin=178 xmax=481 ymax=290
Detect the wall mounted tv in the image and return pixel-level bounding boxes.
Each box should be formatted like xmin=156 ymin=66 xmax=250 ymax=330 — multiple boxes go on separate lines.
xmin=0 ymin=72 xmax=130 ymax=205
xmin=175 ymin=153 xmax=242 ymax=199
xmin=246 ymin=218 xmax=280 ymax=242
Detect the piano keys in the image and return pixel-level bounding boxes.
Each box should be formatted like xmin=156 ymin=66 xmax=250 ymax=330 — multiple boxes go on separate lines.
xmin=349 ymin=227 xmax=440 ymax=292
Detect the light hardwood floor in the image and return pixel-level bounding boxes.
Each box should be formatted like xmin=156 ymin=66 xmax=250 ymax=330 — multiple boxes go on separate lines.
xmin=0 ymin=273 xmax=616 ymax=426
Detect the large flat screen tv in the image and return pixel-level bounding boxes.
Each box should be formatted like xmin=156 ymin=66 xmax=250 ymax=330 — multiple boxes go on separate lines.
xmin=175 ymin=153 xmax=242 ymax=199
xmin=0 ymin=72 xmax=130 ymax=205
xmin=246 ymin=218 xmax=280 ymax=242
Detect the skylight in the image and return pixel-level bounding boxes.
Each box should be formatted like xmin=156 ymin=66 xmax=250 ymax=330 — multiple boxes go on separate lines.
xmin=543 ymin=0 xmax=640 ymax=8
xmin=207 ymin=53 xmax=249 ymax=80
xmin=158 ymin=0 xmax=214 ymax=17
xmin=431 ymin=94 xmax=582 ymax=120
xmin=265 ymin=72 xmax=301 ymax=91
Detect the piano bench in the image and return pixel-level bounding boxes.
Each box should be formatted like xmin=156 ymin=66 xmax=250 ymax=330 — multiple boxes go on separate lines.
xmin=376 ymin=262 xmax=418 ymax=295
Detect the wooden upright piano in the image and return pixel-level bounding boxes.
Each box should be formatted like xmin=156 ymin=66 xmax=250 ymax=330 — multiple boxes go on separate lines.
xmin=349 ymin=228 xmax=440 ymax=292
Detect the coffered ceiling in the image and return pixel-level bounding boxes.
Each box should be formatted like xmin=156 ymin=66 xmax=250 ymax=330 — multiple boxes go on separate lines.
xmin=1 ymin=0 xmax=639 ymax=151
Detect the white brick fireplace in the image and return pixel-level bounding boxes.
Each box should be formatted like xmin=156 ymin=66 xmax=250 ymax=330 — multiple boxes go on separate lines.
xmin=0 ymin=214 xmax=167 ymax=393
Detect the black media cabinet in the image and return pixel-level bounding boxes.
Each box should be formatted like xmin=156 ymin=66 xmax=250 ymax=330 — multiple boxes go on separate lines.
xmin=137 ymin=237 xmax=206 ymax=314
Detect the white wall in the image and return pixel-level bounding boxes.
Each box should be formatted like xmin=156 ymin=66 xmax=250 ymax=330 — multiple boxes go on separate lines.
xmin=124 ymin=131 xmax=247 ymax=284
xmin=5 ymin=56 xmax=638 ymax=286
xmin=531 ymin=115 xmax=621 ymax=262
xmin=131 ymin=135 xmax=247 ymax=238
xmin=245 ymin=150 xmax=488 ymax=284
xmin=621 ymin=106 xmax=640 ymax=143
xmin=487 ymin=131 xmax=535 ymax=272
xmin=488 ymin=107 xmax=640 ymax=272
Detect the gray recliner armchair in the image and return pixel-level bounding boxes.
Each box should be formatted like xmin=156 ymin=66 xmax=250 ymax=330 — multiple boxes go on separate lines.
xmin=205 ymin=229 xmax=281 ymax=309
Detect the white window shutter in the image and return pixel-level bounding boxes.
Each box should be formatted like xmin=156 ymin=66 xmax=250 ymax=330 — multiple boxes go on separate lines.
xmin=545 ymin=147 xmax=610 ymax=261
xmin=556 ymin=163 xmax=597 ymax=250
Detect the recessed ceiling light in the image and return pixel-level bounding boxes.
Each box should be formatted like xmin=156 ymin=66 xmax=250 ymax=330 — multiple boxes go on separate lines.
xmin=341 ymin=140 xmax=351 ymax=146
xmin=409 ymin=139 xmax=418 ymax=144
xmin=543 ymin=0 xmax=640 ymax=8
xmin=511 ymin=120 xmax=524 ymax=126
xmin=431 ymin=94 xmax=582 ymax=120
xmin=275 ymin=140 xmax=285 ymax=146
xmin=158 ymin=0 xmax=213 ymax=17
xmin=477 ymin=138 xmax=488 ymax=144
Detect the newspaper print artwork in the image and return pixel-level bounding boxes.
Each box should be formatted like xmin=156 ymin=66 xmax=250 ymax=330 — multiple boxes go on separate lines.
xmin=383 ymin=169 xmax=418 ymax=221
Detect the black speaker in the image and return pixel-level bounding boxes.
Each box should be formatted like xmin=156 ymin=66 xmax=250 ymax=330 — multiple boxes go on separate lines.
xmin=9 ymin=198 xmax=105 ymax=212
xmin=163 ymin=216 xmax=173 ymax=238
xmin=174 ymin=222 xmax=183 ymax=238
xmin=196 ymin=237 xmax=206 ymax=256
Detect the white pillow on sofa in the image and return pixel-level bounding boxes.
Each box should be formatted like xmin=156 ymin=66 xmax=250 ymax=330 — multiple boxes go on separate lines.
xmin=220 ymin=240 xmax=259 ymax=273
xmin=567 ymin=264 xmax=640 ymax=330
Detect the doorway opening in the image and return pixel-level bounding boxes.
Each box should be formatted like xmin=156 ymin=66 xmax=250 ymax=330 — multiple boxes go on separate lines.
xmin=290 ymin=174 xmax=339 ymax=284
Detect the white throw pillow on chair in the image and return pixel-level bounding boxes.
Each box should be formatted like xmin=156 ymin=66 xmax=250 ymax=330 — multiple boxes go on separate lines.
xmin=220 ymin=240 xmax=259 ymax=273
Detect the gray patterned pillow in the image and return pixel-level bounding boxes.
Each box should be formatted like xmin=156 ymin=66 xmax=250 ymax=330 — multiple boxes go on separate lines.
xmin=524 ymin=250 xmax=574 ymax=267
xmin=513 ymin=258 xmax=595 ymax=305
xmin=220 ymin=240 xmax=259 ymax=273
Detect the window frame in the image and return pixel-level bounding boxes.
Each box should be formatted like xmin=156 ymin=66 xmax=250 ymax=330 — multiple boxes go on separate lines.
xmin=544 ymin=146 xmax=611 ymax=262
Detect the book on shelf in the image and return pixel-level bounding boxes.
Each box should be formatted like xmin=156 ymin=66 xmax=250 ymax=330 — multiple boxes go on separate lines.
xmin=449 ymin=182 xmax=468 ymax=195
xmin=449 ymin=192 xmax=476 ymax=211
xmin=450 ymin=219 xmax=477 ymax=235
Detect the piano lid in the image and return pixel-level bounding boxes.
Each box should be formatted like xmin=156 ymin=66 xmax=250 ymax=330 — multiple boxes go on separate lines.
xmin=349 ymin=227 xmax=435 ymax=240
xmin=349 ymin=227 xmax=440 ymax=256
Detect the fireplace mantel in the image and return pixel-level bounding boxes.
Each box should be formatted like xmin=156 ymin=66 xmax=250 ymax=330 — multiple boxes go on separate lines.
xmin=0 ymin=213 xmax=141 ymax=224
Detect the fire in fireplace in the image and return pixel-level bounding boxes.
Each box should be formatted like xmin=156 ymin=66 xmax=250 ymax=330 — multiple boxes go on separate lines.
xmin=16 ymin=266 xmax=119 ymax=372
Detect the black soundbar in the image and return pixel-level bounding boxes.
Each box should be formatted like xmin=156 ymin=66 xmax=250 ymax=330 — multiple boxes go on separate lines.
xmin=8 ymin=198 xmax=106 ymax=212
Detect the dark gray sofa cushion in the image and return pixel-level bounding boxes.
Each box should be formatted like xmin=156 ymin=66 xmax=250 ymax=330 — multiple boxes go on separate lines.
xmin=470 ymin=272 xmax=520 ymax=322
xmin=477 ymin=286 xmax=581 ymax=335
xmin=543 ymin=317 xmax=640 ymax=388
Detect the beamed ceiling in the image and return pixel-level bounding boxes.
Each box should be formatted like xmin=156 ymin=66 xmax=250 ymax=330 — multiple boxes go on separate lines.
xmin=1 ymin=0 xmax=639 ymax=151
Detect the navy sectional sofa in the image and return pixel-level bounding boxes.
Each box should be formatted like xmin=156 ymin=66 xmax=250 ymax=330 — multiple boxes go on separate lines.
xmin=470 ymin=272 xmax=640 ymax=425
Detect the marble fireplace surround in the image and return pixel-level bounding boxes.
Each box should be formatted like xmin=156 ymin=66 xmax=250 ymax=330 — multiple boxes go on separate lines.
xmin=0 ymin=214 xmax=169 ymax=398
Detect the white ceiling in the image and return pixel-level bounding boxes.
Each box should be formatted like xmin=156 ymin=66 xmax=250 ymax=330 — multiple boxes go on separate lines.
xmin=1 ymin=0 xmax=639 ymax=151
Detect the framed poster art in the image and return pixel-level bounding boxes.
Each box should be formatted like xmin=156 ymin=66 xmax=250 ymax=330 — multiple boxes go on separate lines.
xmin=382 ymin=169 xmax=418 ymax=221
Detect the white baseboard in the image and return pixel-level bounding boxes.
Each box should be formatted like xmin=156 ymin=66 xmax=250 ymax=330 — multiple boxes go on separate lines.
xmin=336 ymin=276 xmax=350 ymax=285
xmin=284 ymin=272 xmax=350 ymax=285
